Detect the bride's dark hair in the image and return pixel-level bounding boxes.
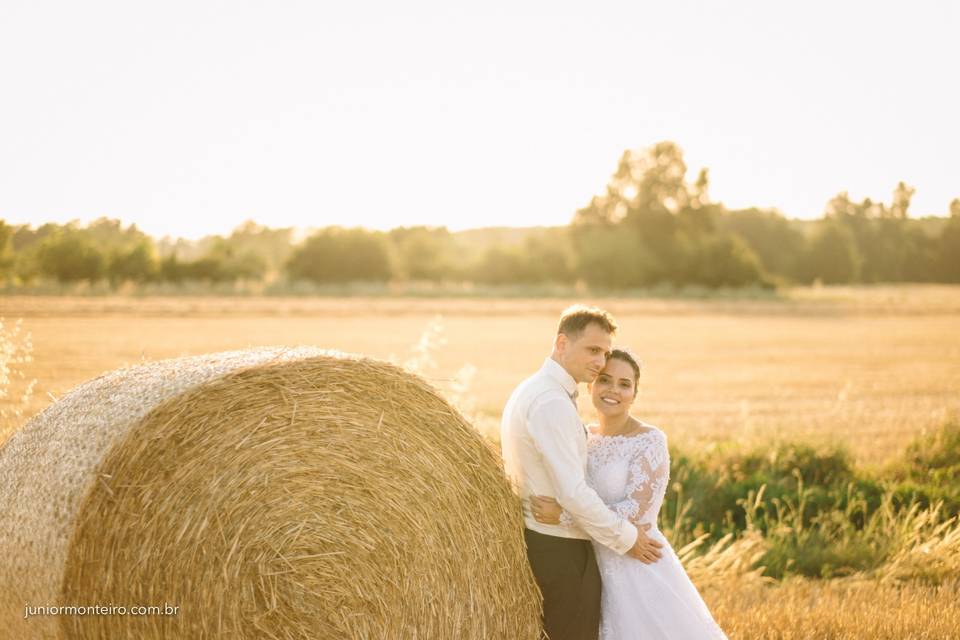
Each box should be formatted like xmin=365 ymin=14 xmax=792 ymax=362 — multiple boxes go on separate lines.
xmin=606 ymin=348 xmax=641 ymax=388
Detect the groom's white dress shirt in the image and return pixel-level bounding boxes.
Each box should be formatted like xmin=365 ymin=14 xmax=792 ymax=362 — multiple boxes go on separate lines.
xmin=501 ymin=357 xmax=639 ymax=554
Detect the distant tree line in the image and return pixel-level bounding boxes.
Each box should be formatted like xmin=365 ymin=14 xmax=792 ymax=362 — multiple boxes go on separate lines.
xmin=569 ymin=142 xmax=959 ymax=288
xmin=0 ymin=219 xmax=278 ymax=287
xmin=1 ymin=142 xmax=958 ymax=289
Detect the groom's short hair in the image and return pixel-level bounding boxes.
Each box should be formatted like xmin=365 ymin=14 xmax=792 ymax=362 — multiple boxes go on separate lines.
xmin=557 ymin=305 xmax=618 ymax=339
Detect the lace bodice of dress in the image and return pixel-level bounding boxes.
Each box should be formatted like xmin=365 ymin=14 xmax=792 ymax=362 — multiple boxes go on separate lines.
xmin=576 ymin=425 xmax=728 ymax=640
xmin=585 ymin=426 xmax=670 ymax=528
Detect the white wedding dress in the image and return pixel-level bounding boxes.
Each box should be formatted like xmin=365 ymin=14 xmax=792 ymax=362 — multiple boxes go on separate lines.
xmin=578 ymin=425 xmax=727 ymax=640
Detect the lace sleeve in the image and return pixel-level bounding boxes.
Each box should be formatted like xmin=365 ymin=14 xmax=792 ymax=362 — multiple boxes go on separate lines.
xmin=558 ymin=433 xmax=669 ymax=527
xmin=606 ymin=435 xmax=669 ymax=525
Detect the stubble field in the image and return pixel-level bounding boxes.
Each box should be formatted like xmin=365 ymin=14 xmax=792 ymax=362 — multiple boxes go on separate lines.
xmin=2 ymin=286 xmax=960 ymax=638
xmin=2 ymin=288 xmax=958 ymax=464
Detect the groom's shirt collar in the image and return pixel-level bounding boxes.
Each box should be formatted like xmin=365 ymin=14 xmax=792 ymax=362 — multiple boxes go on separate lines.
xmin=540 ymin=357 xmax=578 ymax=399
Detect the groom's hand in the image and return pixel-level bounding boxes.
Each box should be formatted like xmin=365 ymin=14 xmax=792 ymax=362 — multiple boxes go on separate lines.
xmin=627 ymin=524 xmax=663 ymax=563
xmin=530 ymin=495 xmax=563 ymax=525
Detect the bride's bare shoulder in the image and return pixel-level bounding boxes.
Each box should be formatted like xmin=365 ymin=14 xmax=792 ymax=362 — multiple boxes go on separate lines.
xmin=631 ymin=419 xmax=665 ymax=438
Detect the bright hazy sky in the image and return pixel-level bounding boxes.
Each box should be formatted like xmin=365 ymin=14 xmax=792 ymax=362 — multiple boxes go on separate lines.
xmin=1 ymin=1 xmax=957 ymax=239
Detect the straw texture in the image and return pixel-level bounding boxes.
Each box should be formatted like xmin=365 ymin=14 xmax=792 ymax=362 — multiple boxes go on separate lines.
xmin=0 ymin=347 xmax=541 ymax=639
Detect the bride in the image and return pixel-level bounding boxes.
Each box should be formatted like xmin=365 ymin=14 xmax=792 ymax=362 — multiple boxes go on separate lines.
xmin=531 ymin=349 xmax=726 ymax=640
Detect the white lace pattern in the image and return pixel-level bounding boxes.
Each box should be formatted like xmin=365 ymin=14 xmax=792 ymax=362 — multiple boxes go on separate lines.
xmin=578 ymin=425 xmax=727 ymax=640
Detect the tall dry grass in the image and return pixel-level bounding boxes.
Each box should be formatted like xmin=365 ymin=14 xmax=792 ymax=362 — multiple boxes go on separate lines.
xmin=706 ymin=578 xmax=960 ymax=639
xmin=674 ymin=499 xmax=960 ymax=638
xmin=0 ymin=318 xmax=35 ymax=446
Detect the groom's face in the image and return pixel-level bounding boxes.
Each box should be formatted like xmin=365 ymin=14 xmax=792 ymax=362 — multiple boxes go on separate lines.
xmin=557 ymin=322 xmax=613 ymax=384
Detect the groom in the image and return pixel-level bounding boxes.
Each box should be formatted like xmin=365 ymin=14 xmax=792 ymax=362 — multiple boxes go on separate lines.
xmin=501 ymin=305 xmax=663 ymax=640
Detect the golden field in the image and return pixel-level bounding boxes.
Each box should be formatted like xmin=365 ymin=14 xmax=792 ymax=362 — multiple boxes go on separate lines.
xmin=706 ymin=578 xmax=960 ymax=639
xmin=2 ymin=286 xmax=958 ymax=464
xmin=2 ymin=286 xmax=960 ymax=639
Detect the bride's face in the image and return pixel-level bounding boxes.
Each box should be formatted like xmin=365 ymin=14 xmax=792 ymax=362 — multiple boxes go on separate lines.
xmin=590 ymin=358 xmax=637 ymax=417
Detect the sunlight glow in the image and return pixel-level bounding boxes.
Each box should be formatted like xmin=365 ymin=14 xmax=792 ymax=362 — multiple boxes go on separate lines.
xmin=0 ymin=0 xmax=956 ymax=239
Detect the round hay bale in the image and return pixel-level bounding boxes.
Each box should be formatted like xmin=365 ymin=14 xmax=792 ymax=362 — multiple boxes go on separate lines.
xmin=0 ymin=347 xmax=541 ymax=639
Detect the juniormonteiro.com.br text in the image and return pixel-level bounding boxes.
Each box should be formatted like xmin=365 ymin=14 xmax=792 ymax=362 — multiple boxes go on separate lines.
xmin=24 ymin=603 xmax=179 ymax=619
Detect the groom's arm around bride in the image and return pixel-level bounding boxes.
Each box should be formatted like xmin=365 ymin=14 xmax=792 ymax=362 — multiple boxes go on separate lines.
xmin=524 ymin=394 xmax=662 ymax=562
xmin=500 ymin=305 xmax=661 ymax=640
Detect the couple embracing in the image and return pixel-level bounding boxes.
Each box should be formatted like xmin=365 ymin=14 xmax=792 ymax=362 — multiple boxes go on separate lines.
xmin=501 ymin=305 xmax=726 ymax=640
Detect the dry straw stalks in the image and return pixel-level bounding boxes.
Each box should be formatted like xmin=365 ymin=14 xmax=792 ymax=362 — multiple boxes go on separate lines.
xmin=0 ymin=317 xmax=36 ymax=446
xmin=0 ymin=347 xmax=541 ymax=639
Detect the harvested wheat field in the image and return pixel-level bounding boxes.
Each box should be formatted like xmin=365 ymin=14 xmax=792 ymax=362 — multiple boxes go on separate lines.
xmin=705 ymin=578 xmax=960 ymax=639
xmin=2 ymin=287 xmax=958 ymax=463
xmin=1 ymin=287 xmax=959 ymax=639
xmin=0 ymin=348 xmax=540 ymax=639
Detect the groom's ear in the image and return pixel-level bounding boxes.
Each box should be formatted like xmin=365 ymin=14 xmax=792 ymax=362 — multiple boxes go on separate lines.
xmin=554 ymin=332 xmax=566 ymax=353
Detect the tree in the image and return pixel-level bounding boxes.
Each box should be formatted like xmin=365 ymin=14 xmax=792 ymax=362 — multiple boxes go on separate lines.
xmin=467 ymin=230 xmax=574 ymax=286
xmin=683 ymin=235 xmax=766 ymax=287
xmin=823 ymin=184 xmax=926 ymax=282
xmin=522 ymin=231 xmax=574 ymax=284
xmin=388 ymin=226 xmax=458 ymax=281
xmin=107 ymin=240 xmax=159 ymax=285
xmin=83 ymin=217 xmax=150 ymax=252
xmin=0 ymin=221 xmax=14 ymax=280
xmin=889 ymin=181 xmax=915 ymax=219
xmin=156 ymin=246 xmax=264 ymax=284
xmin=205 ymin=238 xmax=267 ymax=281
xmin=159 ymin=254 xmax=187 ymax=284
xmin=286 ymin=228 xmax=392 ymax=284
xmin=223 ymin=220 xmax=294 ymax=276
xmin=571 ymin=141 xmax=761 ymax=288
xmin=937 ymin=199 xmax=960 ymax=282
xmin=572 ymin=141 xmax=698 ymax=227
xmin=718 ymin=208 xmax=805 ymax=280
xmin=471 ymin=246 xmax=533 ymax=285
xmin=10 ymin=222 xmax=67 ymax=283
xmin=181 ymin=257 xmax=230 ymax=282
xmin=800 ymin=221 xmax=861 ymax=284
xmin=36 ymin=231 xmax=105 ymax=284
xmin=570 ymin=224 xmax=652 ymax=289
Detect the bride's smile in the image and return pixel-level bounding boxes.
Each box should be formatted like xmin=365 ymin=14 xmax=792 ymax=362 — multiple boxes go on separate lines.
xmin=590 ymin=357 xmax=644 ymax=436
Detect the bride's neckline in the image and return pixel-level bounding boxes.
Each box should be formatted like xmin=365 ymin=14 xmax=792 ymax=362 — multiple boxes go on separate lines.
xmin=587 ymin=422 xmax=659 ymax=439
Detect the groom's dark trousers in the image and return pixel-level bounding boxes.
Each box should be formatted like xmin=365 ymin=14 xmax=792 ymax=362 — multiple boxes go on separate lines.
xmin=524 ymin=528 xmax=601 ymax=640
